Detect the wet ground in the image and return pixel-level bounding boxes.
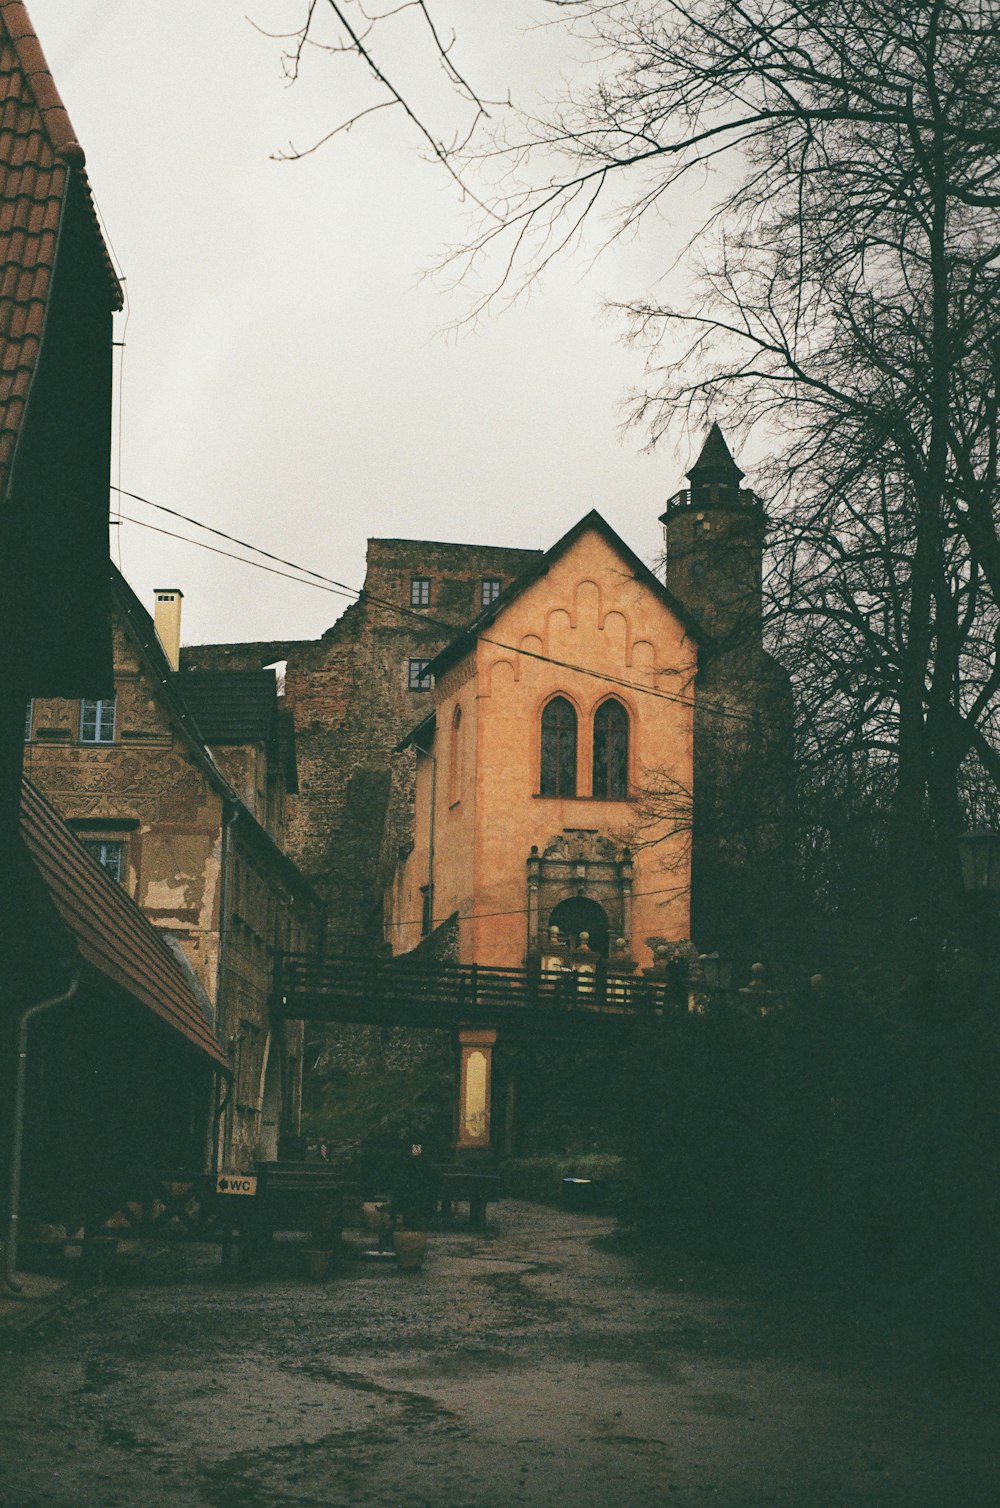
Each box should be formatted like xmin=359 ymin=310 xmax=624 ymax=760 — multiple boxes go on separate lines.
xmin=0 ymin=1200 xmax=996 ymax=1507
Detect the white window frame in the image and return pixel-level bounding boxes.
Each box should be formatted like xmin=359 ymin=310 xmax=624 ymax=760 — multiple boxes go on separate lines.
xmin=80 ymin=696 xmax=116 ymax=744
xmin=408 ymin=659 xmax=433 ymax=692
xmin=81 ymin=838 xmax=125 ymax=883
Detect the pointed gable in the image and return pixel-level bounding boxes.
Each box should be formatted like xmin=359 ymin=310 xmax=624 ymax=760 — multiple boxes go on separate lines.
xmin=428 ymin=509 xmax=706 ymax=681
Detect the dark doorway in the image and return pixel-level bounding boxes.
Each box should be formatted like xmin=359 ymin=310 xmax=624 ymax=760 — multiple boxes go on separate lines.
xmin=547 ymin=896 xmax=610 ymax=957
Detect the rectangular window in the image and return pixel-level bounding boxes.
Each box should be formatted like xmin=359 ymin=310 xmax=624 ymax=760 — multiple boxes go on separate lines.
xmin=24 ymin=700 xmax=32 ymax=741
xmin=408 ymin=659 xmax=433 ymax=692
xmin=81 ymin=839 xmax=125 ymax=883
xmin=410 ymin=576 xmax=431 ymax=608
xmin=80 ymin=695 xmax=116 ymax=743
xmin=481 ymin=577 xmax=501 ymax=607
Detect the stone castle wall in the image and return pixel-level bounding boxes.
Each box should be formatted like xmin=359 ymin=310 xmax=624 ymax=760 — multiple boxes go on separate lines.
xmin=183 ymin=537 xmax=541 ymax=950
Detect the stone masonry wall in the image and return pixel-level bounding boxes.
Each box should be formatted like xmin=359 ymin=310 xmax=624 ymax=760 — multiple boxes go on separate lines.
xmin=183 ymin=537 xmax=542 ymax=951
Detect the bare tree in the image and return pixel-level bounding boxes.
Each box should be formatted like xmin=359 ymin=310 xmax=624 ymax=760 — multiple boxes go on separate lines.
xmin=280 ymin=0 xmax=1000 ymax=947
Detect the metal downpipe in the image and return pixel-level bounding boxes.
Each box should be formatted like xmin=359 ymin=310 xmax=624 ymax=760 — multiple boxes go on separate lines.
xmin=4 ymin=973 xmax=79 ymax=1293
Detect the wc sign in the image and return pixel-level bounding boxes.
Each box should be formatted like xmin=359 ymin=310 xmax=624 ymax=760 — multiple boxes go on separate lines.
xmin=215 ymin=1173 xmax=258 ymax=1196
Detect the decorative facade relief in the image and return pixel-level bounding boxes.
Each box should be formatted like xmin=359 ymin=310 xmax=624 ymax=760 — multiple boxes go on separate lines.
xmin=526 ymin=831 xmax=634 ymax=962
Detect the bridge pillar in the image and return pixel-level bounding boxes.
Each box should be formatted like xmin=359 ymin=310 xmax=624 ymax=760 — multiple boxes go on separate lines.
xmin=455 ymin=1027 xmax=496 ymax=1149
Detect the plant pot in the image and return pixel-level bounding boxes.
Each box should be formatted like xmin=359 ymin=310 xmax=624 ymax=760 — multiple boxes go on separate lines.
xmin=304 ymin=1247 xmax=334 ymax=1281
xmin=361 ymin=1201 xmax=390 ymax=1233
xmin=392 ymin=1229 xmax=428 ymax=1271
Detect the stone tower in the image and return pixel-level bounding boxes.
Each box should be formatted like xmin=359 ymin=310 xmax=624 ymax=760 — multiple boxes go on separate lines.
xmin=660 ymin=426 xmax=794 ymax=971
xmin=660 ymin=423 xmax=766 ymax=658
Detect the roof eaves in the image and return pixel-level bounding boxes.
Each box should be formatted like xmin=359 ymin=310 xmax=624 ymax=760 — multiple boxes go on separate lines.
xmin=394 ymin=709 xmax=437 ymax=754
xmin=20 ymin=776 xmax=231 ymax=1073
xmin=0 ymin=3 xmax=121 ymax=307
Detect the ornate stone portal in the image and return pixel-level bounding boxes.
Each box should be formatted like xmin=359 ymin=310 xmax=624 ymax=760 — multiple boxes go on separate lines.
xmin=526 ymin=832 xmax=635 ymax=962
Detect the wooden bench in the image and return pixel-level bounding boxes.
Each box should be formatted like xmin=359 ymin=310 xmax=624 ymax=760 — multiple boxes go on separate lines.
xmin=434 ymin=1170 xmax=501 ymax=1231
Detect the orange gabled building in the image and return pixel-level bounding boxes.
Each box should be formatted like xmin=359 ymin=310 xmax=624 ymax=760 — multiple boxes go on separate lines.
xmin=388 ymin=510 xmax=704 ymax=975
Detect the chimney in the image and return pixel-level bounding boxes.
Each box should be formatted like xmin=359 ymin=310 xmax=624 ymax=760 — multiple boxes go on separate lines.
xmin=154 ymin=588 xmax=184 ymax=670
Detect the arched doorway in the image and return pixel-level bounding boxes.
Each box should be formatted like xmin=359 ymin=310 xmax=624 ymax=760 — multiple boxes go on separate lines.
xmin=547 ymin=896 xmax=610 ymax=957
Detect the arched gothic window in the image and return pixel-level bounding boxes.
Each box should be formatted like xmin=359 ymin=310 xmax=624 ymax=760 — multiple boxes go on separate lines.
xmin=540 ymin=696 xmax=577 ymax=797
xmin=592 ymin=699 xmax=629 ymax=799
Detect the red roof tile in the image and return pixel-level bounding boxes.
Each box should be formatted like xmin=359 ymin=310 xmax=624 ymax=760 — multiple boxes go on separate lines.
xmin=20 ymin=777 xmax=231 ymax=1074
xmin=0 ymin=3 xmax=122 ymax=501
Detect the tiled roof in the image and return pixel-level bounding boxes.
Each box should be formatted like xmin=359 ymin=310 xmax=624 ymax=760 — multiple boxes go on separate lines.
xmin=178 ymin=670 xmax=299 ymax=794
xmin=19 ymin=777 xmax=231 ymax=1074
xmin=686 ymin=422 xmax=745 ymax=482
xmin=178 ymin=671 xmax=280 ymax=744
xmin=0 ymin=2 xmax=122 ymax=500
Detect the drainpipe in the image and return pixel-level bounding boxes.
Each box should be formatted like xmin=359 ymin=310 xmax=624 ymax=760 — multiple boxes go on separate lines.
xmin=215 ymin=800 xmax=239 ymax=1170
xmin=413 ymin=738 xmax=436 ymax=937
xmin=4 ymin=972 xmax=79 ymax=1293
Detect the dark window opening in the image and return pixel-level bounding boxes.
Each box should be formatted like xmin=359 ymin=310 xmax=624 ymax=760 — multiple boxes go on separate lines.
xmin=540 ymin=696 xmax=577 ymax=797
xmin=24 ymin=700 xmax=32 ymax=741
xmin=81 ymin=839 xmax=125 ymax=883
xmin=592 ymin=698 xmax=629 ymax=799
xmin=410 ymin=576 xmax=431 ymax=608
xmin=408 ymin=659 xmax=433 ymax=692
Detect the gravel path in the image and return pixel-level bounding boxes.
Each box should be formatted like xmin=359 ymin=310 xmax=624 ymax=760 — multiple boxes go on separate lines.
xmin=0 ymin=1200 xmax=996 ymax=1506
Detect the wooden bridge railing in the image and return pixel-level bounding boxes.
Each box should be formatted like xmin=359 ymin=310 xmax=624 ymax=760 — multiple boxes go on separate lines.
xmin=273 ymin=951 xmax=676 ymax=1031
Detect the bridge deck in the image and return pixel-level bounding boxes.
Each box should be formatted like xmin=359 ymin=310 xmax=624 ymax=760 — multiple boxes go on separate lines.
xmin=274 ymin=954 xmax=677 ymax=1038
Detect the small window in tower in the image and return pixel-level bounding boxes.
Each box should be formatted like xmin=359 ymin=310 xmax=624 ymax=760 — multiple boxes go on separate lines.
xmin=408 ymin=659 xmax=433 ymax=692
xmin=481 ymin=577 xmax=501 ymax=608
xmin=410 ymin=577 xmax=431 ymax=608
xmin=695 ymin=515 xmax=711 ymax=534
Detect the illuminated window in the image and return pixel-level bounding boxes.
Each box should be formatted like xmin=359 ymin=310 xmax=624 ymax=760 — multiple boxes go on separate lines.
xmin=80 ymin=696 xmax=116 ymax=743
xmin=540 ymin=696 xmax=577 ymax=797
xmin=592 ymin=699 xmax=629 ymax=799
xmin=410 ymin=577 xmax=431 ymax=608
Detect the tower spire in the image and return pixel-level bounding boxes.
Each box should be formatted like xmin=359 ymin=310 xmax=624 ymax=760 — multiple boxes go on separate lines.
xmin=685 ymin=423 xmax=745 ymax=507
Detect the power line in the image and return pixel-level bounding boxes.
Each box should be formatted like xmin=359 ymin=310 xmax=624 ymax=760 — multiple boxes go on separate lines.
xmin=114 ymin=485 xmax=756 ymax=726
xmin=383 ymin=876 xmax=691 ymax=933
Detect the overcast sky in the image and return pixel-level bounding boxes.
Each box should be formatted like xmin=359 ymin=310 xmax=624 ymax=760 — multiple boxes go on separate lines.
xmin=29 ymin=1 xmax=714 ymax=648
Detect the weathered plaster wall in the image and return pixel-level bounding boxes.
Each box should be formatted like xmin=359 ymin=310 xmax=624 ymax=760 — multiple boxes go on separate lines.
xmin=26 ymin=618 xmax=224 ymax=999
xmin=26 ymin=611 xmax=318 ymax=1174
